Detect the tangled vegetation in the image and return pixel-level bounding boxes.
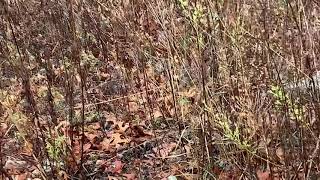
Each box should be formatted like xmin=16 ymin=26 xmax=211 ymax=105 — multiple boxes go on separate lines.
xmin=1 ymin=0 xmax=320 ymax=179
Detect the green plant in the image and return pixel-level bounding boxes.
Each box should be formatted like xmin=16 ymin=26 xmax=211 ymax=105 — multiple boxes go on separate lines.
xmin=269 ymin=85 xmax=305 ymax=123
xmin=207 ymin=109 xmax=253 ymax=152
xmin=46 ymin=134 xmax=66 ymax=163
xmin=192 ymin=5 xmax=204 ymax=25
xmin=217 ymin=119 xmax=251 ymax=151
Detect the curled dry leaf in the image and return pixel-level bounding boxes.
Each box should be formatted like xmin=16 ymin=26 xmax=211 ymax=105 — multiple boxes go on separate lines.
xmin=132 ymin=125 xmax=154 ymax=137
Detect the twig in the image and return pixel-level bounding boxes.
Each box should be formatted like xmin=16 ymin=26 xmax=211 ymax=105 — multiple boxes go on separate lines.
xmin=306 ymin=134 xmax=320 ymax=178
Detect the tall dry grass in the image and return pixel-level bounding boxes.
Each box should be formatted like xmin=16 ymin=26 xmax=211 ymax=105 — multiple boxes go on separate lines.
xmin=1 ymin=0 xmax=320 ymax=179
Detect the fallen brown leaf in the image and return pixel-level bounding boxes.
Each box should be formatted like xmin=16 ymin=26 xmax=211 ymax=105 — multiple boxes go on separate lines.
xmin=257 ymin=170 xmax=271 ymax=180
xmin=115 ymin=121 xmax=130 ymax=133
xmin=101 ymin=132 xmax=130 ymax=151
xmin=84 ymin=132 xmax=98 ymax=143
xmin=4 ymin=158 xmax=28 ymax=171
xmin=88 ymin=122 xmax=101 ymax=130
xmin=123 ymin=173 xmax=136 ymax=180
xmin=14 ymin=173 xmax=29 ymax=180
xmin=276 ymin=147 xmax=284 ymax=162
xmin=153 ymin=142 xmax=176 ymax=158
xmin=153 ymin=110 xmax=163 ymax=119
xmin=128 ymin=101 xmax=139 ymax=112
xmin=112 ymin=160 xmax=124 ymax=174
xmin=0 ymin=122 xmax=8 ymax=136
xmin=83 ymin=143 xmax=92 ymax=152
xmin=58 ymin=170 xmax=69 ymax=180
xmin=108 ymin=175 xmax=119 ymax=180
xmin=100 ymin=137 xmax=113 ymax=151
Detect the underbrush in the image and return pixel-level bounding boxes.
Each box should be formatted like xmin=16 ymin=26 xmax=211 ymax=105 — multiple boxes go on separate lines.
xmin=1 ymin=0 xmax=320 ymax=179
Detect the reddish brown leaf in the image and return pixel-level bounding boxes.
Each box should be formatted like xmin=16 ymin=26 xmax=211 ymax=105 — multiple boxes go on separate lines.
xmin=84 ymin=132 xmax=98 ymax=143
xmin=88 ymin=122 xmax=101 ymax=130
xmin=112 ymin=160 xmax=124 ymax=174
xmin=58 ymin=170 xmax=69 ymax=180
xmin=153 ymin=142 xmax=176 ymax=158
xmin=83 ymin=143 xmax=92 ymax=152
xmin=257 ymin=170 xmax=271 ymax=180
xmin=100 ymin=137 xmax=113 ymax=151
xmin=132 ymin=125 xmax=154 ymax=137
xmin=123 ymin=173 xmax=136 ymax=180
xmin=108 ymin=176 xmax=119 ymax=180
xmin=115 ymin=122 xmax=129 ymax=133
xmin=14 ymin=173 xmax=29 ymax=180
xmin=128 ymin=101 xmax=139 ymax=112
xmin=153 ymin=110 xmax=163 ymax=119
xmin=0 ymin=123 xmax=8 ymax=136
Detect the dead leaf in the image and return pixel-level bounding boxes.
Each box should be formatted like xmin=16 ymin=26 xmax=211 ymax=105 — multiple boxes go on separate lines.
xmin=84 ymin=132 xmax=98 ymax=143
xmin=101 ymin=132 xmax=130 ymax=151
xmin=112 ymin=133 xmax=130 ymax=150
xmin=153 ymin=142 xmax=176 ymax=158
xmin=108 ymin=176 xmax=119 ymax=180
xmin=88 ymin=122 xmax=101 ymax=130
xmin=123 ymin=173 xmax=136 ymax=180
xmin=4 ymin=158 xmax=28 ymax=171
xmin=276 ymin=147 xmax=284 ymax=162
xmin=83 ymin=143 xmax=92 ymax=152
xmin=14 ymin=173 xmax=29 ymax=180
xmin=257 ymin=170 xmax=271 ymax=180
xmin=115 ymin=122 xmax=129 ymax=133
xmin=153 ymin=110 xmax=163 ymax=119
xmin=0 ymin=123 xmax=8 ymax=136
xmin=212 ymin=165 xmax=222 ymax=176
xmin=112 ymin=160 xmax=124 ymax=174
xmin=132 ymin=125 xmax=154 ymax=137
xmin=184 ymin=145 xmax=192 ymax=157
xmin=112 ymin=133 xmax=130 ymax=144
xmin=219 ymin=172 xmax=233 ymax=180
xmin=128 ymin=101 xmax=139 ymax=112
xmin=22 ymin=141 xmax=33 ymax=156
xmin=58 ymin=170 xmax=69 ymax=180
xmin=100 ymin=137 xmax=113 ymax=151
xmin=96 ymin=159 xmax=106 ymax=166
